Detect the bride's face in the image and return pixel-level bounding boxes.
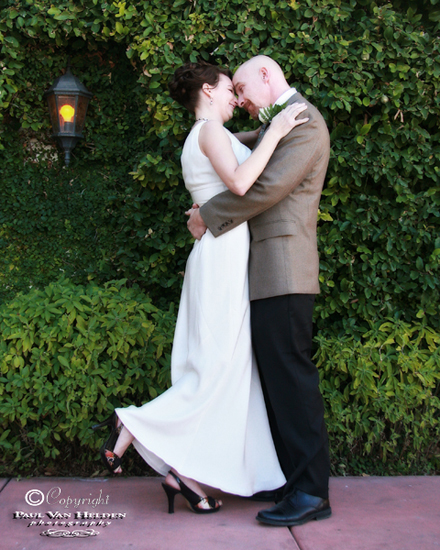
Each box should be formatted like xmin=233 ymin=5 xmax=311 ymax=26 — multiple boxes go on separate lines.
xmin=211 ymin=74 xmax=238 ymax=123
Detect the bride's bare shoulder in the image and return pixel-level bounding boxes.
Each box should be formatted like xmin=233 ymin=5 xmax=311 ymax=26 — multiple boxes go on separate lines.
xmin=198 ymin=120 xmax=230 ymax=153
xmin=199 ymin=120 xmax=225 ymax=135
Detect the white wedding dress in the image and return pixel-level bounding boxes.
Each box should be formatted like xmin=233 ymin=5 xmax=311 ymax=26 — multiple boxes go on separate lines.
xmin=116 ymin=121 xmax=286 ymax=496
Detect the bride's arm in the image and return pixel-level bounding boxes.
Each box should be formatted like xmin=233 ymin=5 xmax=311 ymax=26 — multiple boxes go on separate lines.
xmin=199 ymin=103 xmax=309 ymax=196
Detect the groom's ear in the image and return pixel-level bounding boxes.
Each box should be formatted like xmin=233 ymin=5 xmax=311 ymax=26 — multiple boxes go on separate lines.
xmin=260 ymin=67 xmax=270 ymax=83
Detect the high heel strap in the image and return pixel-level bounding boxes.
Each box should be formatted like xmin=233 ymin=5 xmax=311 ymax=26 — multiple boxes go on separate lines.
xmin=167 ymin=472 xmax=199 ymax=506
xmin=165 ymin=471 xmax=221 ymax=514
xmin=93 ymin=412 xmax=122 ymax=453
xmin=92 ymin=412 xmax=120 ymax=432
xmin=100 ymin=448 xmax=122 ymax=474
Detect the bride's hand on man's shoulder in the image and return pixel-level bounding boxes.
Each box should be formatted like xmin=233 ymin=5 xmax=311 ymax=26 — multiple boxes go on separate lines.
xmin=270 ymin=103 xmax=309 ymax=139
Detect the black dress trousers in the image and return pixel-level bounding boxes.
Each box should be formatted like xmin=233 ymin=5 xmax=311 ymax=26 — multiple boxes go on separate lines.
xmin=250 ymin=294 xmax=330 ymax=499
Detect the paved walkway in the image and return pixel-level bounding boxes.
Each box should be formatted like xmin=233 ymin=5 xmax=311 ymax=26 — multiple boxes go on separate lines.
xmin=0 ymin=476 xmax=439 ymax=549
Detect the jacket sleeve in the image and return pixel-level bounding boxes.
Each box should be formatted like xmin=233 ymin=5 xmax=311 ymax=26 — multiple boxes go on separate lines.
xmin=200 ymin=102 xmax=329 ymax=237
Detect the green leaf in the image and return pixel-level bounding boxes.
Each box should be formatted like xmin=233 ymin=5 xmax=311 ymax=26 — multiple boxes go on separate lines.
xmin=58 ymin=356 xmax=69 ymax=368
xmin=4 ymin=36 xmax=19 ymax=47
xmin=54 ymin=14 xmax=74 ymax=21
xmin=360 ymin=124 xmax=372 ymax=135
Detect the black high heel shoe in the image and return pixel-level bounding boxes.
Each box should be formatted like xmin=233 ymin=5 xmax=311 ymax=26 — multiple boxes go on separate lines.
xmin=92 ymin=412 xmax=123 ymax=474
xmin=162 ymin=471 xmax=222 ymax=514
xmin=99 ymin=448 xmax=122 ymax=474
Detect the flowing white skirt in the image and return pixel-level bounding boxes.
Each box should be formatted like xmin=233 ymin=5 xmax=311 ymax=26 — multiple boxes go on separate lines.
xmin=116 ymin=223 xmax=285 ymax=496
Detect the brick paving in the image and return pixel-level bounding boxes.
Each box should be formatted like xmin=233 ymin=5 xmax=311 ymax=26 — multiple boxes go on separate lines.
xmin=1 ymin=476 xmax=439 ymax=550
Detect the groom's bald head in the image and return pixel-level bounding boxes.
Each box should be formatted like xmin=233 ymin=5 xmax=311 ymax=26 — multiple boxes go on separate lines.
xmin=236 ymin=56 xmax=284 ymax=79
xmin=232 ymin=56 xmax=291 ymax=119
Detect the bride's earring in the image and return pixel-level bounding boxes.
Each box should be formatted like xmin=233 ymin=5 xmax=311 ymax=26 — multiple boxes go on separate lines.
xmin=210 ymin=96 xmax=213 ymax=105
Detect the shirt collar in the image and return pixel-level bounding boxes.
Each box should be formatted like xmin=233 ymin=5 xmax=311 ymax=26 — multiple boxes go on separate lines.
xmin=274 ymin=87 xmax=298 ymax=106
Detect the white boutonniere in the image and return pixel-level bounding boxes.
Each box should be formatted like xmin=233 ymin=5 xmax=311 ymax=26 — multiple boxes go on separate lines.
xmin=258 ymin=101 xmax=288 ymax=124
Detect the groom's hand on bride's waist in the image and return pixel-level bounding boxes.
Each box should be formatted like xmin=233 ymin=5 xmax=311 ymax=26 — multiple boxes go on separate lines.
xmin=186 ymin=204 xmax=207 ymax=240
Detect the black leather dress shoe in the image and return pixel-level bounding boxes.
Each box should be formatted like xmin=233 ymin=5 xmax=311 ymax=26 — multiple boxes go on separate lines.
xmin=256 ymin=489 xmax=331 ymax=526
xmin=245 ymin=486 xmax=285 ymax=502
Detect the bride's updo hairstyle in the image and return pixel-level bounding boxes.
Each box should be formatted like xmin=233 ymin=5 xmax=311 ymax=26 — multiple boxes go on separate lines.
xmin=169 ymin=62 xmax=232 ymax=114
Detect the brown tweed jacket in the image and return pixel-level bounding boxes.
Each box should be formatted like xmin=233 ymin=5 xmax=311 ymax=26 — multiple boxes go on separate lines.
xmin=200 ymin=92 xmax=330 ymax=301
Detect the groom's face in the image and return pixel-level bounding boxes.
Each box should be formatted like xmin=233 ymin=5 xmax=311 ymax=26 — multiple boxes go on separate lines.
xmin=233 ymin=66 xmax=271 ymax=120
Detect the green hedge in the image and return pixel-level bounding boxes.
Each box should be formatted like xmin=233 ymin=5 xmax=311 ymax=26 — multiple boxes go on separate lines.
xmin=0 ymin=280 xmax=438 ymax=476
xmin=316 ymin=320 xmax=440 ymax=475
xmin=1 ymin=0 xmax=439 ymax=328
xmin=0 ymin=38 xmax=190 ymax=310
xmin=0 ymin=279 xmax=175 ymax=474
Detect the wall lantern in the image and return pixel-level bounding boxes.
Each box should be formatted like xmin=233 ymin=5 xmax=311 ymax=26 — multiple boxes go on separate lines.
xmin=44 ymin=67 xmax=92 ymax=166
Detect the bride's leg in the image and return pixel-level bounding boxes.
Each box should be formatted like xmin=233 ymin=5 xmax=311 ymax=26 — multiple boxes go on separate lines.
xmin=94 ymin=413 xmax=134 ymax=475
xmin=107 ymin=425 xmax=134 ymax=474
xmin=165 ymin=469 xmax=206 ymax=495
xmin=113 ymin=426 xmax=134 ymax=457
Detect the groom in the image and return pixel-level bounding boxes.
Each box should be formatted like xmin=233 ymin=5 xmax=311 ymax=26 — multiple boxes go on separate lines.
xmin=186 ymin=55 xmax=331 ymax=526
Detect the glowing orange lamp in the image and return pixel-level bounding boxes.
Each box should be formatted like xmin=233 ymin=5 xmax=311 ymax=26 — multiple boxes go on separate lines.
xmin=44 ymin=67 xmax=92 ymax=166
xmin=60 ymin=104 xmax=75 ymax=124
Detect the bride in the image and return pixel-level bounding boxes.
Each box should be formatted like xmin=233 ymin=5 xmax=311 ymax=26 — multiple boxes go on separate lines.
xmin=93 ymin=62 xmax=308 ymax=514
